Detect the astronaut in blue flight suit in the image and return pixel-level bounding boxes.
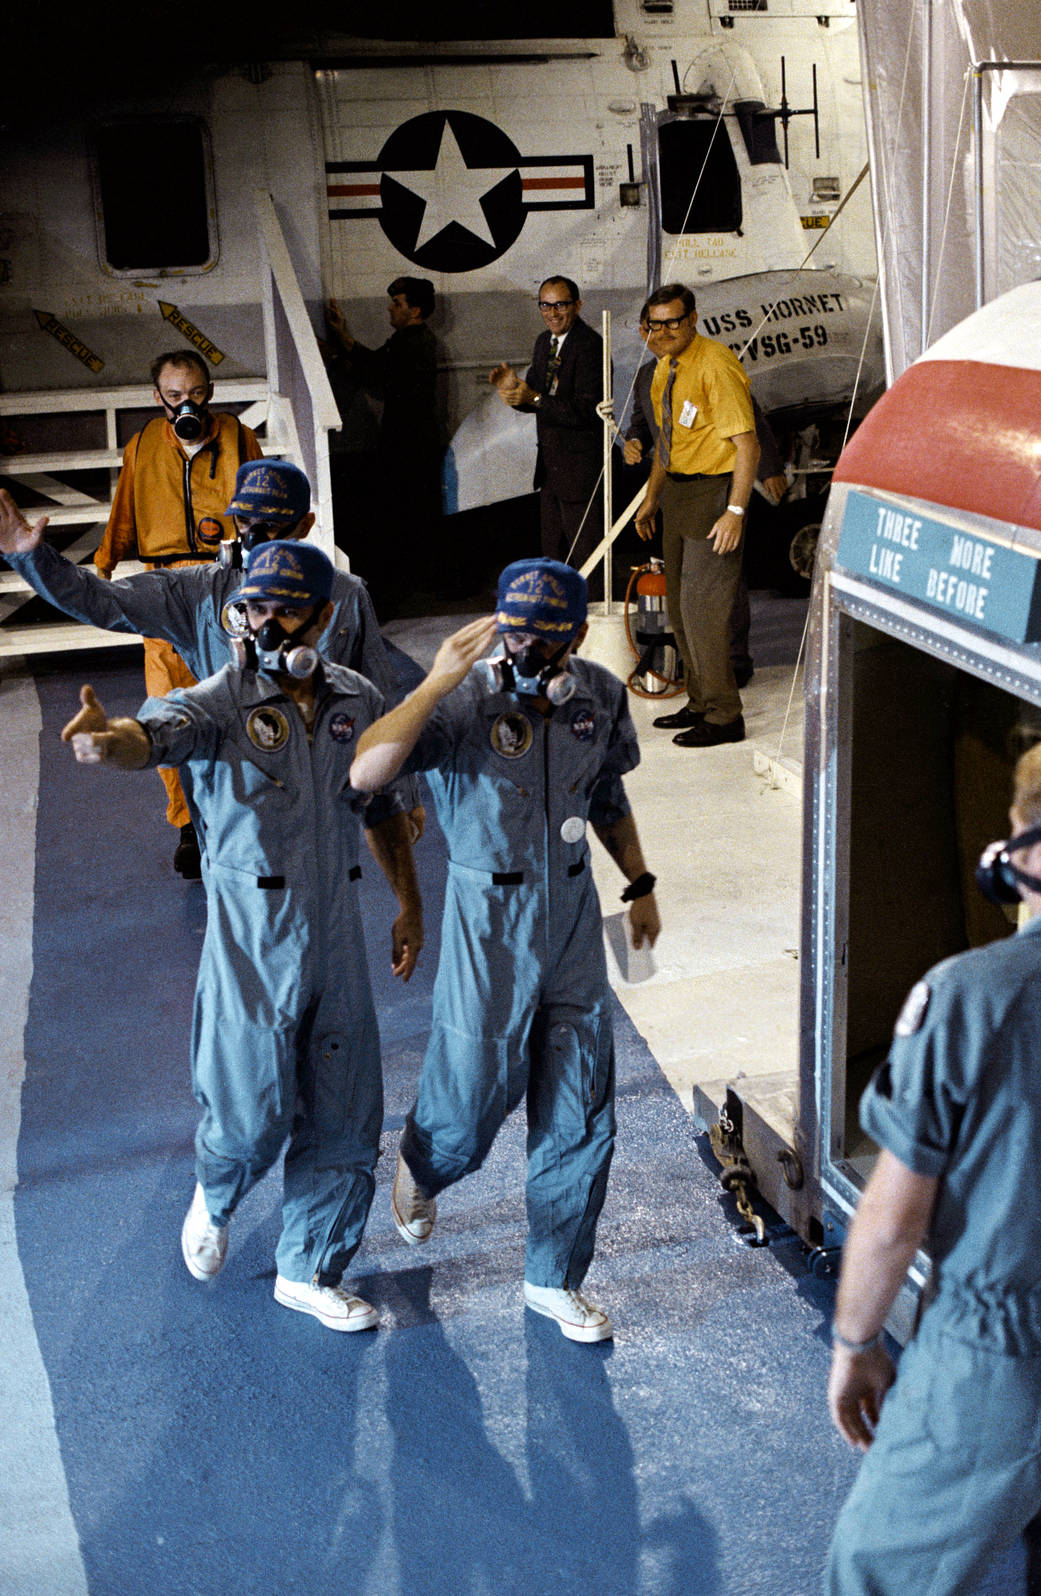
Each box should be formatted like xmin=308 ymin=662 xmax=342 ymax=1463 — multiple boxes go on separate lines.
xmin=0 ymin=463 xmax=424 ymax=874
xmin=351 ymin=559 xmax=661 ymax=1343
xmin=825 ymin=741 xmax=1041 ymax=1593
xmin=62 ymin=540 xmax=422 ymax=1333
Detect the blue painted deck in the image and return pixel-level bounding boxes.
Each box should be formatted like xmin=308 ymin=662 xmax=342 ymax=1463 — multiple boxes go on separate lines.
xmin=6 ymin=646 xmax=1027 ymax=1594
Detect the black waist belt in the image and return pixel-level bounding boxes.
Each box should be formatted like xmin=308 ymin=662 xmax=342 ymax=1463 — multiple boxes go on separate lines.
xmin=256 ymin=864 xmax=361 ymax=890
xmin=490 ymin=860 xmax=586 ymax=886
xmin=666 ymin=470 xmax=728 ymax=482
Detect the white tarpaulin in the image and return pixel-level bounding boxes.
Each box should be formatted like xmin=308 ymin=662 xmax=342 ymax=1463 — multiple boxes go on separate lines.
xmin=857 ymin=0 xmax=1041 ymax=381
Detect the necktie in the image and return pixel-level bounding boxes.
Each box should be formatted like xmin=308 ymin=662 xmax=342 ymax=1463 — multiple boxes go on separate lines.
xmin=547 ymin=335 xmax=561 ymax=393
xmin=659 ymin=357 xmax=678 ymax=469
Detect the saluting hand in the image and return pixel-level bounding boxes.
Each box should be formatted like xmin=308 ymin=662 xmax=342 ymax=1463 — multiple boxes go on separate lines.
xmin=429 ymin=615 xmax=499 ymax=695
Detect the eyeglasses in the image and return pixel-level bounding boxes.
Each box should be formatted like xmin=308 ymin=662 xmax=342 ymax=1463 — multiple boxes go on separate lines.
xmin=538 ymin=299 xmax=574 ymax=311
xmin=641 ymin=315 xmax=690 ymax=333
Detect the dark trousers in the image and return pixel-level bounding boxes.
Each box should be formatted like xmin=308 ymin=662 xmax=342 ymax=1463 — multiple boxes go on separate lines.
xmin=661 ymin=473 xmax=743 ymax=724
xmin=539 ymin=486 xmax=603 ymax=574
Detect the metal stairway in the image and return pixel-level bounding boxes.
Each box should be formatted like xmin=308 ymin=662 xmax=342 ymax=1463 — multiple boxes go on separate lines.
xmin=0 ymin=192 xmax=340 ymax=660
xmin=0 ymin=382 xmax=297 ymax=658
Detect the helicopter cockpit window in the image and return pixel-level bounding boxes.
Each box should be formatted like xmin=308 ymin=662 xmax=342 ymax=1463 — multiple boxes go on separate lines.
xmin=91 ymin=118 xmax=217 ymax=276
xmin=658 ymin=119 xmax=742 ymax=233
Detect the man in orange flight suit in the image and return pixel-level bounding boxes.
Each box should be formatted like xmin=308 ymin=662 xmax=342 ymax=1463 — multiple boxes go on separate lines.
xmin=94 ymin=349 xmax=263 ymax=877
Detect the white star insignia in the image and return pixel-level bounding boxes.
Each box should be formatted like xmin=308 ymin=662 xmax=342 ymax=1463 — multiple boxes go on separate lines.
xmin=390 ymin=120 xmax=517 ymax=251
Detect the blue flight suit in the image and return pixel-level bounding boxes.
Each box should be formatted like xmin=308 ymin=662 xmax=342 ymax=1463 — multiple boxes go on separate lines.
xmin=398 ymin=654 xmax=639 ymax=1288
xmin=140 ymin=661 xmax=396 ymax=1285
xmin=827 ymin=915 xmax=1041 ymax=1595
xmin=8 ymin=537 xmax=396 ymax=689
xmin=8 ymin=538 xmax=421 ymax=809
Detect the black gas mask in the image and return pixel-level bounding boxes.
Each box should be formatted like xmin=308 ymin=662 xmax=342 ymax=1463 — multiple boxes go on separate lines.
xmin=241 ymin=609 xmax=322 ymax=680
xmin=218 ymin=522 xmax=286 ymax=571
xmin=975 ymin=823 xmax=1041 ymax=904
xmin=161 ymin=397 xmax=209 ymax=443
xmin=489 ymin=636 xmax=576 ymax=705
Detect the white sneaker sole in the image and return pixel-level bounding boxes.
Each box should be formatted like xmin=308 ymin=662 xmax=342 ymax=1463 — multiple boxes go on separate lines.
xmin=524 ymin=1296 xmax=614 ymax=1344
xmin=273 ymin=1282 xmax=378 ymax=1333
xmin=180 ymin=1218 xmax=227 ymax=1281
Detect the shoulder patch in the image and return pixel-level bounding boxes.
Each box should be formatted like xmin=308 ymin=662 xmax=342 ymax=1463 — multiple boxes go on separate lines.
xmin=894 ymin=980 xmax=931 ymax=1038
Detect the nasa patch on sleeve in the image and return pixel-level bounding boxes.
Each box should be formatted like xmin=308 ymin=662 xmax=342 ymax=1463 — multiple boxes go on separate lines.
xmin=328 ymin=712 xmax=357 ymax=744
xmin=894 ymin=980 xmax=931 ymax=1037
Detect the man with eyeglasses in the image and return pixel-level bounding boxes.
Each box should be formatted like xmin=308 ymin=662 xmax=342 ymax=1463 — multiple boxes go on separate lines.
xmin=624 ymin=296 xmax=788 ymax=692
xmin=0 ymin=460 xmax=425 ymax=846
xmin=490 ymin=276 xmax=606 ymax=573
xmin=633 ymin=285 xmax=759 ymax=747
xmin=92 ymin=349 xmax=264 ymax=875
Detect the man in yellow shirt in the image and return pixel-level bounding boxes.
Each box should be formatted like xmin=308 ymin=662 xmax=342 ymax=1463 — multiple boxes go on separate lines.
xmin=634 ymin=285 xmax=759 ymax=746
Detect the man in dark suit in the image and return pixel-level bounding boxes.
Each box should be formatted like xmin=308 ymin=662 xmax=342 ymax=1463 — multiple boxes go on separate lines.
xmin=490 ymin=276 xmax=605 ymax=571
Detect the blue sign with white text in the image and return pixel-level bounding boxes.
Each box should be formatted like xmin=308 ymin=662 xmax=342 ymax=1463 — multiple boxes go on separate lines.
xmin=837 ymin=488 xmax=1041 ymax=644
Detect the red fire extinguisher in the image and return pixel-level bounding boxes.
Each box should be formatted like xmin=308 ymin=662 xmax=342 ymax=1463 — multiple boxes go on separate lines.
xmin=623 ymin=559 xmax=684 ymax=699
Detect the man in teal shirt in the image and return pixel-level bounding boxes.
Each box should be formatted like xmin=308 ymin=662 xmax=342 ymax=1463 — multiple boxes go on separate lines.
xmin=826 ymin=743 xmax=1041 ymax=1592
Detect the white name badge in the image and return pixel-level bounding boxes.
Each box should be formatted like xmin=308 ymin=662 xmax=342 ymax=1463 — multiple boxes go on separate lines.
xmin=678 ymin=399 xmax=698 ymax=428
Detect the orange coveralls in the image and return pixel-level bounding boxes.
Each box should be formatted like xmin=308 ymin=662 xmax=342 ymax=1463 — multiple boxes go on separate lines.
xmin=94 ymin=412 xmax=263 ymax=827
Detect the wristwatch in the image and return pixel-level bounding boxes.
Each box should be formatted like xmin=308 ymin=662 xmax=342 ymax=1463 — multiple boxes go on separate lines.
xmin=532 ymin=393 xmax=543 ymax=408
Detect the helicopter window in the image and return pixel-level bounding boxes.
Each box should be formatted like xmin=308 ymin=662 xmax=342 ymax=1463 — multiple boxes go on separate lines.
xmin=91 ymin=118 xmax=217 ymax=275
xmin=658 ymin=119 xmax=742 ymax=233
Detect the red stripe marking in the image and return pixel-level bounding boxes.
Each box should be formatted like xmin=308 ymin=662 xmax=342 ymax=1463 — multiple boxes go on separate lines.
xmin=327 ymin=184 xmax=381 ymax=198
xmin=521 ymin=177 xmax=586 ymax=190
xmin=836 ymin=360 xmax=1041 ymax=533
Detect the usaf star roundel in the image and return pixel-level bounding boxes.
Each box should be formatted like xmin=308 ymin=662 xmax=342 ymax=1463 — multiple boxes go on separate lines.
xmin=378 ymin=112 xmax=524 ymax=272
xmin=326 ymin=111 xmax=595 ymax=275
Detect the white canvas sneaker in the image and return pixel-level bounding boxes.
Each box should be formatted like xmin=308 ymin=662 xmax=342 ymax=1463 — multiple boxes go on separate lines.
xmin=391 ymin=1151 xmax=437 ymax=1244
xmin=523 ymin=1282 xmax=613 ymax=1343
xmin=274 ymin=1276 xmax=378 ymax=1332
xmin=181 ymin=1183 xmax=229 ymax=1281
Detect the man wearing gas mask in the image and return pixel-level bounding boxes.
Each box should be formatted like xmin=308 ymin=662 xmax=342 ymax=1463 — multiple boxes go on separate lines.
xmin=61 ymin=540 xmax=422 ymax=1333
xmin=0 ymin=462 xmax=424 ymax=842
xmin=825 ymin=742 xmax=1041 ymax=1591
xmin=92 ymin=350 xmax=263 ymax=878
xmin=351 ymin=558 xmax=661 ymax=1343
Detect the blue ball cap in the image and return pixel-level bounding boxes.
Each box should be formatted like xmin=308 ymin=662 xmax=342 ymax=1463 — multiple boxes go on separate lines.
xmin=237 ymin=540 xmax=334 ymax=606
xmin=495 ymin=558 xmax=588 ymax=640
xmin=225 ymin=459 xmax=310 ymax=526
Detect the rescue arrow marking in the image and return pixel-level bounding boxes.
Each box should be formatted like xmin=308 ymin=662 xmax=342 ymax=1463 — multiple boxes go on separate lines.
xmin=33 ymin=310 xmax=105 ymax=373
xmin=157 ymin=302 xmax=225 ymax=365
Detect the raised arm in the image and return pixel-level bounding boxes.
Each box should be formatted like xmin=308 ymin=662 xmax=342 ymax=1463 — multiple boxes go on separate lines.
xmin=351 ymin=615 xmax=498 ymax=792
xmin=1 ymin=487 xmax=199 ymax=653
